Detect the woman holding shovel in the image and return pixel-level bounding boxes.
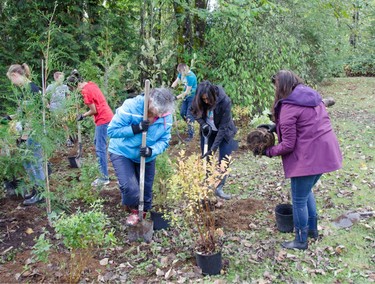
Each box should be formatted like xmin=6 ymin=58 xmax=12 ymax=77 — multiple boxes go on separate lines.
xmin=107 ymin=88 xmax=175 ymax=226
xmin=6 ymin=63 xmax=45 ymax=205
xmin=256 ymin=70 xmax=342 ymax=250
xmin=191 ymin=81 xmax=238 ymax=200
xmin=67 ymin=70 xmax=113 ymax=187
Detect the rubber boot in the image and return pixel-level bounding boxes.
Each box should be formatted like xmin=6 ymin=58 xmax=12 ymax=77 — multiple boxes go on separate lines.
xmin=215 ymin=176 xmax=232 ymax=200
xmin=281 ymin=226 xmax=308 ymax=250
xmin=308 ymin=216 xmax=319 ymax=240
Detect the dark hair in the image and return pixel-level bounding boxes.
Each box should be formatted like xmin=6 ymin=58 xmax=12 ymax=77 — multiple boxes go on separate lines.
xmin=66 ymin=69 xmax=83 ymax=89
xmin=191 ymin=80 xmax=218 ymax=118
xmin=271 ymin=70 xmax=304 ymax=120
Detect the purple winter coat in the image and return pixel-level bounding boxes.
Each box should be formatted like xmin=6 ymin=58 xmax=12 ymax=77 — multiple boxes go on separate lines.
xmin=266 ymin=84 xmax=342 ymax=178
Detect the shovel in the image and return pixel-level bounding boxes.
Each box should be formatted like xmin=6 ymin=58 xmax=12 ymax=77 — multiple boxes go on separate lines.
xmin=202 ymin=126 xmax=212 ymax=172
xmin=68 ymin=91 xmax=83 ymax=168
xmin=128 ymin=79 xmax=154 ymax=243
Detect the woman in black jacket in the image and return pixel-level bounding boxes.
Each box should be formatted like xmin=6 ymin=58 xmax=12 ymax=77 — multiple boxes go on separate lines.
xmin=191 ymin=81 xmax=238 ymax=199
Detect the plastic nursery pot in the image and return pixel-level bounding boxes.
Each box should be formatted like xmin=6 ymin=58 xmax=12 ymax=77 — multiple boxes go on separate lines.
xmin=275 ymin=203 xmax=294 ymax=233
xmin=195 ymin=250 xmax=222 ymax=276
xmin=150 ymin=211 xmax=170 ymax=231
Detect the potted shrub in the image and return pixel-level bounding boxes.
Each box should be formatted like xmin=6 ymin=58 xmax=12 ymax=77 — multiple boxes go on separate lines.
xmin=167 ymin=150 xmax=229 ymax=275
xmin=151 ymin=151 xmax=174 ymax=230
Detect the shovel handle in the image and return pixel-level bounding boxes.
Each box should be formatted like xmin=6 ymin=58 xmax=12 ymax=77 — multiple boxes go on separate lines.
xmin=139 ymin=80 xmax=150 ymax=220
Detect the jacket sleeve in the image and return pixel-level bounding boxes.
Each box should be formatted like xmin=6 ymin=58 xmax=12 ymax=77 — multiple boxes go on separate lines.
xmin=267 ymin=104 xmax=298 ymax=157
xmin=211 ymin=99 xmax=232 ymax=151
xmin=107 ymin=101 xmax=140 ymax=138
xmin=149 ymin=118 xmax=172 ymax=159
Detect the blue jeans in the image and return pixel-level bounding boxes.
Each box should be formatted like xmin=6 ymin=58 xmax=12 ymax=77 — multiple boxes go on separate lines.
xmin=109 ymin=152 xmax=155 ymax=210
xmin=200 ymin=131 xmax=237 ymax=162
xmin=23 ymin=138 xmax=45 ymax=188
xmin=180 ymin=96 xmax=195 ymax=138
xmin=291 ymin=174 xmax=322 ymax=230
xmin=94 ymin=123 xmax=109 ymax=179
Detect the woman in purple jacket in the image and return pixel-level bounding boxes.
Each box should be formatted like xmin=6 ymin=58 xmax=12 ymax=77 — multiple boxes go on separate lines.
xmin=258 ymin=70 xmax=342 ymax=250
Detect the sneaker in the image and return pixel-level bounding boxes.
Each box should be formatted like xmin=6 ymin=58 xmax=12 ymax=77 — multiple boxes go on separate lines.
xmin=91 ymin=178 xmax=110 ymax=187
xmin=23 ymin=194 xmax=44 ymax=206
xmin=126 ymin=209 xmax=147 ymax=226
xmin=66 ymin=138 xmax=74 ymax=147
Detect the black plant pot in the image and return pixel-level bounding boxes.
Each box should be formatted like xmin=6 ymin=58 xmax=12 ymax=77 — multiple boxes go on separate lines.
xmin=195 ymin=250 xmax=222 ymax=275
xmin=150 ymin=210 xmax=170 ymax=231
xmin=275 ymin=203 xmax=294 ymax=233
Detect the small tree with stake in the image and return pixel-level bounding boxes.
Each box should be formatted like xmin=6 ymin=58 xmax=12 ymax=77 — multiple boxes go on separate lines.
xmin=168 ymin=150 xmax=229 ymax=256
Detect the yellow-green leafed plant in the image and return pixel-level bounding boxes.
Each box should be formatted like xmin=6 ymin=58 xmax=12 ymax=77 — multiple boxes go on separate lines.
xmin=167 ymin=150 xmax=228 ymax=254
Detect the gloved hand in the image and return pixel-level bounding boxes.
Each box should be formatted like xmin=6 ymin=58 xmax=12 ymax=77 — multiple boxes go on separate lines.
xmin=257 ymin=123 xmax=276 ymax=133
xmin=201 ymin=148 xmax=214 ymax=159
xmin=132 ymin=120 xmax=150 ymax=134
xmin=76 ymin=114 xmax=85 ymax=121
xmin=201 ymin=123 xmax=212 ymax=137
xmin=253 ymin=148 xmax=268 ymax=157
xmin=140 ymin=146 xmax=152 ymax=157
xmin=2 ymin=115 xmax=12 ymax=121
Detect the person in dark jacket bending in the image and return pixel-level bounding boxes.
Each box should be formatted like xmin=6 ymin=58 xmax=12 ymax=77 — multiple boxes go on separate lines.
xmin=257 ymin=70 xmax=342 ymax=250
xmin=191 ymin=81 xmax=238 ymax=200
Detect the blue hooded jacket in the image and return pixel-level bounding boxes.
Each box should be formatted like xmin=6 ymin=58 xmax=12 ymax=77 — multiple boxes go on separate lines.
xmin=108 ymin=95 xmax=173 ymax=163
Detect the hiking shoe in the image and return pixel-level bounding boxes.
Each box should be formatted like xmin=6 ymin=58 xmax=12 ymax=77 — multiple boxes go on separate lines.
xmin=91 ymin=178 xmax=110 ymax=187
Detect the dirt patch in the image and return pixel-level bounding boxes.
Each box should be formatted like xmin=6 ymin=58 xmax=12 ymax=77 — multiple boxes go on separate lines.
xmin=215 ymin=198 xmax=265 ymax=230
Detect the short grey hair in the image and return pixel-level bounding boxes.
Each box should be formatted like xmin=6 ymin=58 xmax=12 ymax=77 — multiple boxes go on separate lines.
xmin=149 ymin=88 xmax=175 ymax=115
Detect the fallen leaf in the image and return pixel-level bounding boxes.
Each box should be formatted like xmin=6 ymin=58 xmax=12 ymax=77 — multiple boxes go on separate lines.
xmin=156 ymin=268 xmax=164 ymax=276
xmin=99 ymin=258 xmax=109 ymax=266
xmin=25 ymin=228 xmax=34 ymax=234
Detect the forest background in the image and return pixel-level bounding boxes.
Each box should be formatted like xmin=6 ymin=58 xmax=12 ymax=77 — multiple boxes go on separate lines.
xmin=0 ymin=0 xmax=374 ymax=114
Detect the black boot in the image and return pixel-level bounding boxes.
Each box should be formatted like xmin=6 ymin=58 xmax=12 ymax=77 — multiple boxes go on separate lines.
xmin=308 ymin=216 xmax=319 ymax=240
xmin=215 ymin=176 xmax=232 ymax=200
xmin=281 ymin=227 xmax=308 ymax=250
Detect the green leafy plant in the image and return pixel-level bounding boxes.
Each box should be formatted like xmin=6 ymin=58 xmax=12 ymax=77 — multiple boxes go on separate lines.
xmin=153 ymin=152 xmax=174 ymax=210
xmin=31 ymin=232 xmax=53 ymax=263
xmin=167 ymin=150 xmax=228 ymax=254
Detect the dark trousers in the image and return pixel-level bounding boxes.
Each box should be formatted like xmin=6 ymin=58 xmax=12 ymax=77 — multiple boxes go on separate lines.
xmin=110 ymin=152 xmax=155 ymax=210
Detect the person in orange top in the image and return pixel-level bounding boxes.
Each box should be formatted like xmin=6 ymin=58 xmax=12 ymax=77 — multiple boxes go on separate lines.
xmin=67 ymin=70 xmax=114 ymax=187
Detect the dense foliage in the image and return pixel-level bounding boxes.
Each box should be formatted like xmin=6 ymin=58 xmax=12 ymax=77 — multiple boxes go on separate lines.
xmin=0 ymin=0 xmax=373 ymax=113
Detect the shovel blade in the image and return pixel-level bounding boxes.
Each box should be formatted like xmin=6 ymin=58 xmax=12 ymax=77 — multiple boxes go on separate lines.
xmin=68 ymin=156 xmax=81 ymax=168
xmin=128 ymin=219 xmax=154 ymax=243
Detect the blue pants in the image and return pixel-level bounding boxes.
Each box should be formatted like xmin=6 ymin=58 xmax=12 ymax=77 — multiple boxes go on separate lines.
xmin=291 ymin=174 xmax=322 ymax=231
xmin=23 ymin=138 xmax=45 ymax=188
xmin=180 ymin=96 xmax=195 ymax=138
xmin=94 ymin=123 xmax=109 ymax=179
xmin=110 ymin=152 xmax=155 ymax=210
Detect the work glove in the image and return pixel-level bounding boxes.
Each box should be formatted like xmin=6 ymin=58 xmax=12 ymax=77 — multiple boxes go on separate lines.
xmin=2 ymin=115 xmax=12 ymax=121
xmin=201 ymin=123 xmax=212 ymax=137
xmin=201 ymin=148 xmax=214 ymax=159
xmin=257 ymin=123 xmax=276 ymax=133
xmin=132 ymin=120 xmax=150 ymax=134
xmin=140 ymin=146 xmax=152 ymax=157
xmin=253 ymin=148 xmax=268 ymax=157
xmin=76 ymin=114 xmax=85 ymax=121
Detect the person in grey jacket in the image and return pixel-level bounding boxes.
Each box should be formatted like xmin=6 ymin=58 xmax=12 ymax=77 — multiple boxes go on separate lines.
xmin=107 ymin=88 xmax=175 ymax=226
xmin=257 ymin=70 xmax=342 ymax=250
xmin=191 ymin=81 xmax=238 ymax=200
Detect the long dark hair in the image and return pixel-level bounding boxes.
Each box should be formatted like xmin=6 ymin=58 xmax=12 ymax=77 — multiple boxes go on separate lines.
xmin=191 ymin=80 xmax=218 ymax=118
xmin=271 ymin=70 xmax=303 ymax=120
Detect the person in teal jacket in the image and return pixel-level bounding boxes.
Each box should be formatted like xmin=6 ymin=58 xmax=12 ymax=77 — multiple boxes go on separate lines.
xmin=108 ymin=88 xmax=175 ymax=226
xmin=171 ymin=63 xmax=197 ymax=141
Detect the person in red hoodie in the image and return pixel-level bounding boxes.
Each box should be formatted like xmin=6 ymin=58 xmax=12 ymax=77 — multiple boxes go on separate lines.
xmin=257 ymin=70 xmax=342 ymax=250
xmin=67 ymin=70 xmax=114 ymax=187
